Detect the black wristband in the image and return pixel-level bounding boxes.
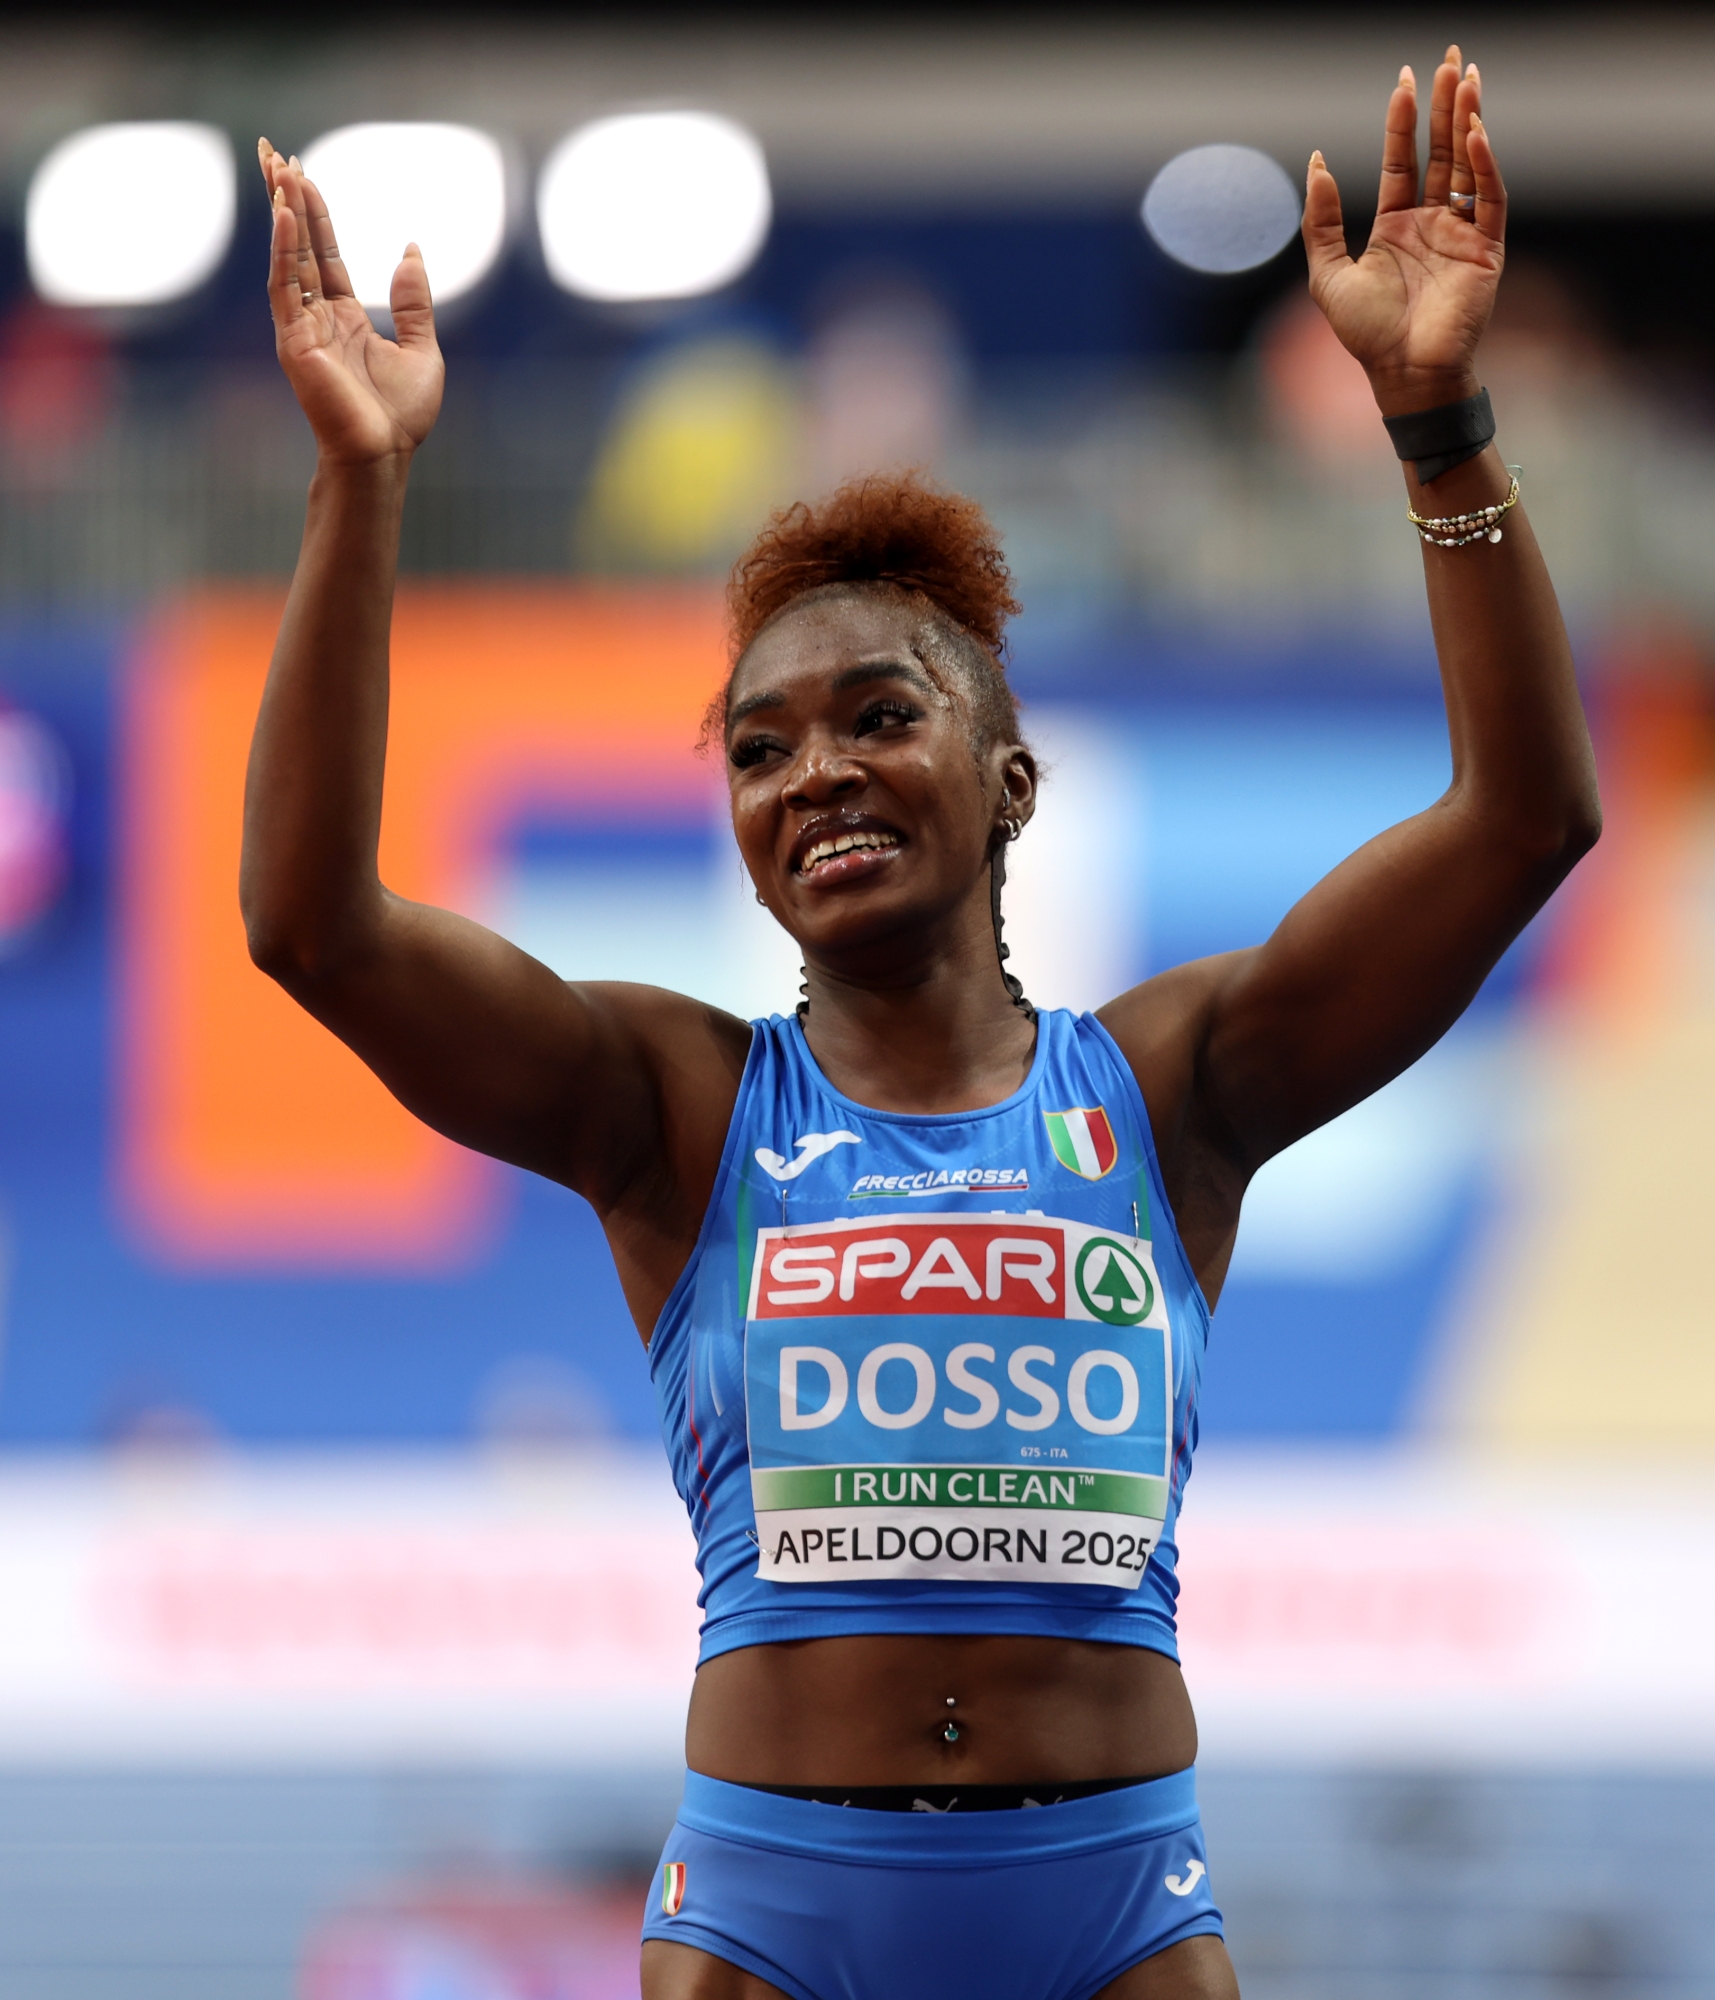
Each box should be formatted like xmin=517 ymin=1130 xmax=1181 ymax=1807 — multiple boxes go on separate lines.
xmin=1382 ymin=387 xmax=1494 ymax=484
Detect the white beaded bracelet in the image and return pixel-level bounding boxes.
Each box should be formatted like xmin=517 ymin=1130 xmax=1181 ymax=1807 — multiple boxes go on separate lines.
xmin=1408 ymin=473 xmax=1520 ymax=548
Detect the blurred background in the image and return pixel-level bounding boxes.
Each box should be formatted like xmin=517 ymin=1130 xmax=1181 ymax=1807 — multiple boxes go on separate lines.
xmin=2 ymin=6 xmax=1715 ymax=1996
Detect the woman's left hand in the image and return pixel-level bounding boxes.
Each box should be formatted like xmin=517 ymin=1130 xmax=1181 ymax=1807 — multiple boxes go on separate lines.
xmin=1304 ymin=46 xmax=1505 ymax=415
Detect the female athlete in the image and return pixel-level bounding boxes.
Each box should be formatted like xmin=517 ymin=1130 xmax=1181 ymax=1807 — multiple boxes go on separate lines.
xmin=248 ymin=49 xmax=1597 ymax=2000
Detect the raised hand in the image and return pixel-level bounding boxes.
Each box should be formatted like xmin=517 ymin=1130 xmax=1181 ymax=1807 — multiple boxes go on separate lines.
xmin=259 ymin=139 xmax=444 ymax=465
xmin=1303 ymin=48 xmax=1505 ymax=414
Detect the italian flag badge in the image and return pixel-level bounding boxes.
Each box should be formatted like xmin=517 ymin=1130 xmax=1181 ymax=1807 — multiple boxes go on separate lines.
xmin=1044 ymin=1105 xmax=1118 ymax=1180
xmin=661 ymin=1862 xmax=687 ymax=1916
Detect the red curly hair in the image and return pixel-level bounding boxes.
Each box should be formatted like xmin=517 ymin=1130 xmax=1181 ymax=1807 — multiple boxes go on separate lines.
xmin=713 ymin=473 xmax=1025 ymax=747
xmin=729 ymin=472 xmax=1020 ymax=659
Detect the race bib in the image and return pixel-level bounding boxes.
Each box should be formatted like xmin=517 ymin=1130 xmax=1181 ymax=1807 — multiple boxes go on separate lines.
xmin=744 ymin=1212 xmax=1172 ymax=1588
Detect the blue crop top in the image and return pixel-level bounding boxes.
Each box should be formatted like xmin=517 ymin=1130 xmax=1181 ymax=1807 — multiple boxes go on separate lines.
xmin=648 ymin=1008 xmax=1210 ymax=1666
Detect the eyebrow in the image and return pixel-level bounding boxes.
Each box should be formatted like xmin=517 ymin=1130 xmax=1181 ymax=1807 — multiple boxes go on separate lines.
xmin=832 ymin=659 xmax=937 ymax=697
xmin=726 ymin=659 xmax=937 ymax=734
xmin=727 ymin=688 xmax=784 ymax=728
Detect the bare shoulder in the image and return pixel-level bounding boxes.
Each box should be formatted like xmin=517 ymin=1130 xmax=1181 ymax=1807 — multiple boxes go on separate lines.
xmin=1095 ymin=951 xmax=1257 ymax=1298
xmin=575 ymin=978 xmax=755 ymax=1073
xmin=565 ymin=982 xmax=758 ymax=1341
xmin=1095 ymin=952 xmax=1253 ymax=1151
xmin=565 ymin=980 xmax=754 ymax=1213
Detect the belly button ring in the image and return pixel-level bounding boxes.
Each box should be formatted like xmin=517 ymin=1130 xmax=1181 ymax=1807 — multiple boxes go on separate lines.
xmin=943 ymin=1696 xmax=959 ymax=1743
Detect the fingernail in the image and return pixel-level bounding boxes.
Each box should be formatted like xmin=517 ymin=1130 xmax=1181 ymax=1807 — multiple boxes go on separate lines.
xmin=272 ymin=185 xmax=284 ymax=208
xmin=289 ymin=154 xmax=301 ymax=171
xmin=1470 ymin=112 xmax=1485 ymax=131
xmin=1467 ymin=62 xmax=1479 ymax=79
xmin=1399 ymin=63 xmax=1415 ymax=85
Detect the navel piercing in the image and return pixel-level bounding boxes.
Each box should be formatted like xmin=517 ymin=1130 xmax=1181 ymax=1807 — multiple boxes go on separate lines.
xmin=943 ymin=1722 xmax=960 ymax=1742
xmin=946 ymin=1696 xmax=956 ymax=1704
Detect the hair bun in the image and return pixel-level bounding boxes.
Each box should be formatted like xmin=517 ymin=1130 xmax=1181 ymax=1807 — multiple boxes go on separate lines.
xmin=728 ymin=472 xmax=1021 ymax=661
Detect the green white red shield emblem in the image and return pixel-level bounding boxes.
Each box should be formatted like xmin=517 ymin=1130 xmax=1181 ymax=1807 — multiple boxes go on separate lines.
xmin=1043 ymin=1105 xmax=1118 ymax=1180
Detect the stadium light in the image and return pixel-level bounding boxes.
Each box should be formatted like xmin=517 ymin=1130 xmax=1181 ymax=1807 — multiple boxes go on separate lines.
xmin=27 ymin=123 xmax=235 ymax=308
xmin=1142 ymin=144 xmax=1301 ymax=275
xmin=537 ymin=111 xmax=771 ymax=304
xmin=298 ymin=123 xmax=507 ymax=310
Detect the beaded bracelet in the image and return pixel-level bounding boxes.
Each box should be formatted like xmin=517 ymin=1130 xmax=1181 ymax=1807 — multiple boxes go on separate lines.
xmin=1408 ymin=474 xmax=1520 ymax=548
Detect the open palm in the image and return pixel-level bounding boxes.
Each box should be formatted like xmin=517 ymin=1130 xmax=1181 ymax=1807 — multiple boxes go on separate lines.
xmin=1305 ymin=49 xmax=1505 ymax=407
xmin=260 ymin=140 xmax=444 ymax=465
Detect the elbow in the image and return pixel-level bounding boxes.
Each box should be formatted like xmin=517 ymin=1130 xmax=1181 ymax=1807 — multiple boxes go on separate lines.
xmin=240 ymin=888 xmax=360 ymax=989
xmin=239 ymin=852 xmax=297 ymax=983
xmin=243 ymin=915 xmax=301 ymax=984
xmin=1514 ymin=796 xmax=1601 ymax=896
xmin=1519 ymin=800 xmax=1601 ymax=886
xmin=239 ymin=871 xmax=291 ymax=980
xmin=239 ymin=846 xmax=383 ymax=986
xmin=242 ymin=904 xmax=313 ymax=985
xmin=1556 ymin=784 xmax=1604 ymax=871
xmin=1476 ymin=780 xmax=1602 ymax=882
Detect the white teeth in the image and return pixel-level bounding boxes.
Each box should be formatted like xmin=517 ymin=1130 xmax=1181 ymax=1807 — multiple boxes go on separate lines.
xmin=799 ymin=830 xmax=898 ymax=873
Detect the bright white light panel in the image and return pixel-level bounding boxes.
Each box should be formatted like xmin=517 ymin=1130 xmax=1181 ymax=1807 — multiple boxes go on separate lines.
xmin=1141 ymin=144 xmax=1301 ymax=275
xmin=538 ymin=111 xmax=771 ymax=303
xmin=298 ymin=123 xmax=507 ymax=310
xmin=26 ymin=109 xmax=770 ymax=316
xmin=28 ymin=123 xmax=236 ymax=307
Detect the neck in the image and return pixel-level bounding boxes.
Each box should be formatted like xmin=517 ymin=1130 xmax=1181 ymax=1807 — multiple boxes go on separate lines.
xmin=798 ymin=898 xmax=1036 ymax=1114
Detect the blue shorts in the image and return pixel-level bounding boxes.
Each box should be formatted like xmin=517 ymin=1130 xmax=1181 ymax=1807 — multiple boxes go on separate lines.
xmin=641 ymin=1768 xmax=1224 ymax=2000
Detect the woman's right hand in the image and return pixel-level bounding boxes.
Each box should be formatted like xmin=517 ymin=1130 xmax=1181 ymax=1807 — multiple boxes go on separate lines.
xmin=259 ymin=139 xmax=444 ymax=466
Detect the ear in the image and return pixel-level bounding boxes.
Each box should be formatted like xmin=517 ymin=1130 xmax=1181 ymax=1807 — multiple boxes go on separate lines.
xmin=992 ymin=742 xmax=1038 ymax=837
xmin=995 ymin=744 xmax=1039 ymax=828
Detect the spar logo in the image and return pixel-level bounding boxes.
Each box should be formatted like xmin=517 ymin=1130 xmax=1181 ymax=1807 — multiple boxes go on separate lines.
xmin=752 ymin=1218 xmax=1064 ymax=1321
xmin=1074 ymin=1238 xmax=1154 ymax=1326
xmin=745 ymin=1212 xmax=1166 ymax=1331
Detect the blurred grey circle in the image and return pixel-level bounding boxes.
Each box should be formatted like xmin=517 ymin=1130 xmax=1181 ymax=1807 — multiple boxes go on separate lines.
xmin=1142 ymin=144 xmax=1301 ymax=275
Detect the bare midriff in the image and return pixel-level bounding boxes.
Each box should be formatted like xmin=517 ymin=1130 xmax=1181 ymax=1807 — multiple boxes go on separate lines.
xmin=685 ymin=1634 xmax=1198 ymax=1788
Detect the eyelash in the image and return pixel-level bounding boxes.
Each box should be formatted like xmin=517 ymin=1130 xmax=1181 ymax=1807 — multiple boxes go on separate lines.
xmin=855 ymin=698 xmax=921 ymax=734
xmin=729 ymin=698 xmax=922 ymax=770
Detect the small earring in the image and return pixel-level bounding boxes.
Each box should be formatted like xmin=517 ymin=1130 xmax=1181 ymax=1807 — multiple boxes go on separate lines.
xmin=999 ymin=814 xmax=1023 ymax=843
xmin=755 ymin=890 xmax=767 ymax=905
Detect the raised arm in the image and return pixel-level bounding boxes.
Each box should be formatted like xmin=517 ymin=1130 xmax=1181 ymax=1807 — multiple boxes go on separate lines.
xmin=241 ymin=146 xmax=745 ymax=1325
xmin=1103 ymin=54 xmax=1600 ymax=1284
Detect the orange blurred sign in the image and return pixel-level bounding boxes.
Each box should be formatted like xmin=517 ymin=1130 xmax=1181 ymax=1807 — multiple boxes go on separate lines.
xmin=119 ymin=584 xmax=725 ymax=1269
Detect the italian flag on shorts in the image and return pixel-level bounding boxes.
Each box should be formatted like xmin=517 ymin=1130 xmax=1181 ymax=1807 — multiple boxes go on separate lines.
xmin=661 ymin=1862 xmax=686 ymax=1916
xmin=1043 ymin=1105 xmax=1118 ymax=1180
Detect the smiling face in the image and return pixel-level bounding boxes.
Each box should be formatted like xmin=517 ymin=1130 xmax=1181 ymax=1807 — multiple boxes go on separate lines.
xmin=725 ymin=588 xmax=1035 ymax=978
